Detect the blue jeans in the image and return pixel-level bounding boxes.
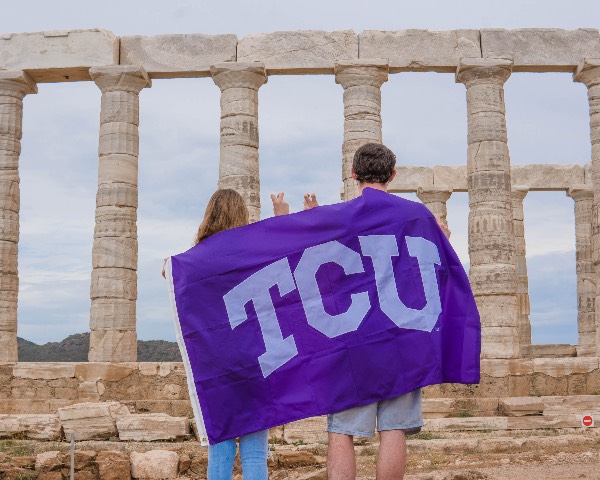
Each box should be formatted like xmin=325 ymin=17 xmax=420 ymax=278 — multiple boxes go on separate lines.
xmin=207 ymin=429 xmax=269 ymax=480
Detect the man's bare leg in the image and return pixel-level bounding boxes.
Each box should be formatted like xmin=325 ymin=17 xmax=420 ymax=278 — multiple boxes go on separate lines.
xmin=327 ymin=432 xmax=356 ymax=480
xmin=376 ymin=430 xmax=407 ymax=480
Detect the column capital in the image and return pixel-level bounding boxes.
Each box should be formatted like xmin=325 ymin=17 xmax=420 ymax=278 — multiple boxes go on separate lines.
xmin=567 ymin=185 xmax=594 ymax=201
xmin=573 ymin=58 xmax=600 ymax=88
xmin=456 ymin=57 xmax=513 ymax=87
xmin=0 ymin=70 xmax=37 ymax=96
xmin=334 ymin=59 xmax=389 ymax=89
xmin=210 ymin=62 xmax=267 ymax=91
xmin=417 ymin=186 xmax=452 ymax=204
xmin=89 ymin=66 xmax=151 ymax=94
xmin=511 ymin=186 xmax=529 ymax=203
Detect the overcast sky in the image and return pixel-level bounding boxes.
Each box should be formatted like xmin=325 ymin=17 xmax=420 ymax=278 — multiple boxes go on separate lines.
xmin=2 ymin=0 xmax=599 ymax=346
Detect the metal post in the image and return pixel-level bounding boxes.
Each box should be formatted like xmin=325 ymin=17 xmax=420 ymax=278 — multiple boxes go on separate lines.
xmin=70 ymin=432 xmax=74 ymax=480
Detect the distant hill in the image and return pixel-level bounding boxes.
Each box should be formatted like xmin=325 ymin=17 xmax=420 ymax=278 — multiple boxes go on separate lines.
xmin=18 ymin=333 xmax=182 ymax=362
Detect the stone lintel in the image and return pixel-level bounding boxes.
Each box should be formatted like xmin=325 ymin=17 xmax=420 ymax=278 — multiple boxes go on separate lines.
xmin=237 ymin=30 xmax=358 ymax=74
xmin=482 ymin=29 xmax=600 ymax=72
xmin=0 ymin=29 xmax=119 ymax=83
xmin=512 ymin=164 xmax=586 ymax=190
xmin=387 ymin=166 xmax=434 ymax=192
xmin=392 ymin=164 xmax=586 ymax=192
xmin=120 ymin=34 xmax=237 ymax=79
xmin=433 ymin=165 xmax=467 ymax=190
xmin=359 ymin=29 xmax=481 ymax=73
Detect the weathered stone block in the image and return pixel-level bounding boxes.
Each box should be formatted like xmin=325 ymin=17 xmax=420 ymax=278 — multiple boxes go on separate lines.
xmin=96 ymin=450 xmax=131 ymax=480
xmin=35 ymin=451 xmax=63 ymax=473
xmin=481 ymin=28 xmax=600 ymax=71
xmin=499 ymin=397 xmax=543 ymax=416
xmin=98 ymin=155 xmax=138 ymax=186
xmin=130 ymin=450 xmax=179 ymax=480
xmin=360 ymin=29 xmax=481 ymax=72
xmin=0 ymin=414 xmax=61 ymax=440
xmin=533 ymin=357 xmax=599 ymax=377
xmin=13 ymin=363 xmax=75 ymax=380
xmin=511 ymin=164 xmax=585 ymax=190
xmin=542 ymin=394 xmax=600 ymax=414
xmin=425 ymin=416 xmax=508 ymax=431
xmin=389 ymin=166 xmax=434 ymax=192
xmin=0 ymin=29 xmax=119 ymax=82
xmin=120 ymin=34 xmax=237 ymax=78
xmin=480 ymin=325 xmax=520 ymax=360
xmin=91 ymin=268 xmax=137 ymax=300
xmin=57 ymin=401 xmax=129 ymax=440
xmin=116 ymin=413 xmax=190 ymax=441
xmin=506 ymin=414 xmax=584 ymax=429
xmin=529 ymin=344 xmax=577 ymax=358
xmin=88 ymin=330 xmax=137 ymax=363
xmin=433 ymin=166 xmax=467 ymax=190
xmin=238 ymin=30 xmax=358 ymax=73
xmin=481 ymin=359 xmax=533 ymax=377
xmin=75 ymin=363 xmax=136 ymax=382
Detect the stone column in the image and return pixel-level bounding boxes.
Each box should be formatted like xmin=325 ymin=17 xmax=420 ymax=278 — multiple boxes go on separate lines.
xmin=0 ymin=71 xmax=36 ymax=363
xmin=416 ymin=187 xmax=452 ymax=222
xmin=567 ymin=186 xmax=596 ymax=357
xmin=210 ymin=63 xmax=267 ymax=223
xmin=574 ymin=59 xmax=600 ymax=358
xmin=456 ymin=58 xmax=520 ymax=359
xmin=88 ymin=66 xmax=151 ymax=362
xmin=335 ymin=60 xmax=389 ymax=201
xmin=511 ymin=186 xmax=532 ymax=355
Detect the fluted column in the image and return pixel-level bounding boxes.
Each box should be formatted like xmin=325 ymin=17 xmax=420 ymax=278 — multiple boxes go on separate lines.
xmin=567 ymin=186 xmax=596 ymax=357
xmin=511 ymin=187 xmax=532 ymax=355
xmin=335 ymin=60 xmax=389 ymax=201
xmin=210 ymin=63 xmax=267 ymax=223
xmin=0 ymin=71 xmax=36 ymax=363
xmin=417 ymin=187 xmax=452 ymax=222
xmin=456 ymin=58 xmax=520 ymax=359
xmin=574 ymin=59 xmax=600 ymax=358
xmin=88 ymin=66 xmax=151 ymax=362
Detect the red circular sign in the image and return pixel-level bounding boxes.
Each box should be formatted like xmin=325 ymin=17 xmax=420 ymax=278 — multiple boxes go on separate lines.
xmin=582 ymin=415 xmax=593 ymax=427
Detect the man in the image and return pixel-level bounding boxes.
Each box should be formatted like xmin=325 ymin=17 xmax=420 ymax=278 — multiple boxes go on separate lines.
xmin=272 ymin=143 xmax=451 ymax=480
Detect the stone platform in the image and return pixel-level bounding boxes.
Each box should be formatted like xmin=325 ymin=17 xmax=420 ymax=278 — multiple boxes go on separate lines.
xmin=0 ymin=359 xmax=598 ymax=417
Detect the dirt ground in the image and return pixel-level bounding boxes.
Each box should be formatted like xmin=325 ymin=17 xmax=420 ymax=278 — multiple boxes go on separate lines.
xmin=2 ymin=427 xmax=598 ymax=479
xmin=269 ymin=427 xmax=600 ymax=480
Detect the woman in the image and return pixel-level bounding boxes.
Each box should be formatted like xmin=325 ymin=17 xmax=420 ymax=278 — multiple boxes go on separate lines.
xmin=163 ymin=188 xmax=269 ymax=480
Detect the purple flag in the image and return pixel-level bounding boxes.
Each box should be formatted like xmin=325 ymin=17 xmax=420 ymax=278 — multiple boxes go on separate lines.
xmin=166 ymin=188 xmax=480 ymax=445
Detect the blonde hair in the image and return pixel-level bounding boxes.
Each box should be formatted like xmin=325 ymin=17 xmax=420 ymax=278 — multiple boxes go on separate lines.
xmin=193 ymin=189 xmax=249 ymax=246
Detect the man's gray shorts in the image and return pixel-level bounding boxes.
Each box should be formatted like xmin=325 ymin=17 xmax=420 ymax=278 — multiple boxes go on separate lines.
xmin=327 ymin=389 xmax=423 ymax=438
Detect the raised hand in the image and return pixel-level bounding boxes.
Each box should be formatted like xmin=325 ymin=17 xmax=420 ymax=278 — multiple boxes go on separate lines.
xmin=303 ymin=193 xmax=319 ymax=210
xmin=271 ymin=192 xmax=290 ymax=216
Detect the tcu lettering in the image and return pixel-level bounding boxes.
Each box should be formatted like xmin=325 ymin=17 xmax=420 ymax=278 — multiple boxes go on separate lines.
xmin=224 ymin=235 xmax=442 ymax=377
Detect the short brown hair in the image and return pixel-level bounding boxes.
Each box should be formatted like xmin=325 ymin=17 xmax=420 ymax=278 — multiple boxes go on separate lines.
xmin=194 ymin=189 xmax=249 ymax=245
xmin=352 ymin=143 xmax=396 ymax=184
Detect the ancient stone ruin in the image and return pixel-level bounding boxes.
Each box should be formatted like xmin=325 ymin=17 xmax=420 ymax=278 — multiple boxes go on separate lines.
xmin=1 ymin=28 xmax=600 ymax=479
